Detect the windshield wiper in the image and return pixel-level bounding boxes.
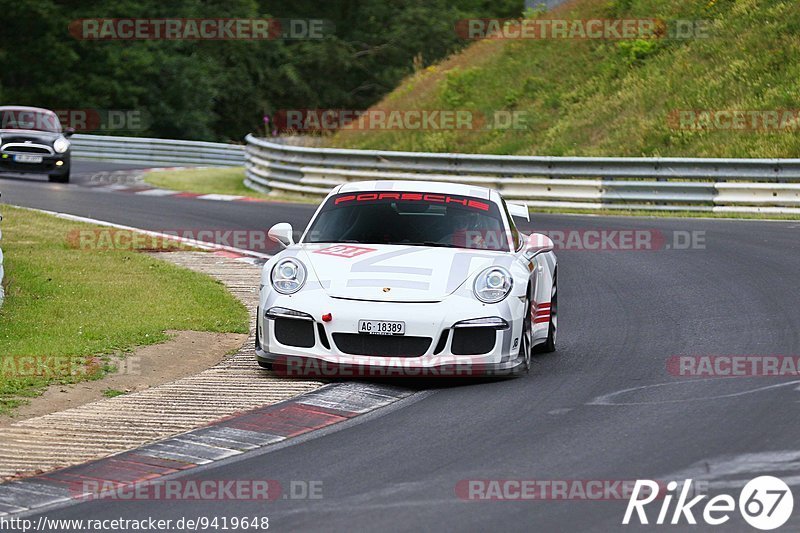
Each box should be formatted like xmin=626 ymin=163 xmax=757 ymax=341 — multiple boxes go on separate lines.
xmin=386 ymin=241 xmax=461 ymax=248
xmin=312 ymin=240 xmax=462 ymax=248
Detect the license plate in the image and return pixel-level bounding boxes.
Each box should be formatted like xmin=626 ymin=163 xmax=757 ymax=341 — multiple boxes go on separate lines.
xmin=358 ymin=320 xmax=405 ymax=336
xmin=14 ymin=154 xmax=43 ymax=163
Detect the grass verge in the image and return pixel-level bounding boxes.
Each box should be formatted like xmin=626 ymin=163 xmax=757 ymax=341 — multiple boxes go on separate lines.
xmin=0 ymin=205 xmax=249 ymax=413
xmin=143 ymin=167 xmax=317 ymax=204
xmin=145 ymin=167 xmax=263 ymax=197
xmin=327 ymin=0 xmax=800 ymax=158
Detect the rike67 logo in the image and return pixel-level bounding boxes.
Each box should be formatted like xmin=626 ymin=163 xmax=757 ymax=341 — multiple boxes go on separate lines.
xmin=623 ymin=476 xmax=793 ymax=530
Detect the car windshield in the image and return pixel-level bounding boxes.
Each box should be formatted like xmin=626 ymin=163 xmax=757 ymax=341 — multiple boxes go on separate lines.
xmin=304 ymin=191 xmax=510 ymax=251
xmin=0 ymin=108 xmax=61 ymax=133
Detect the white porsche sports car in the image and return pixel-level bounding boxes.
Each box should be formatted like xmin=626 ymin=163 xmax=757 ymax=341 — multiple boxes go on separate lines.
xmin=256 ymin=180 xmax=557 ymax=377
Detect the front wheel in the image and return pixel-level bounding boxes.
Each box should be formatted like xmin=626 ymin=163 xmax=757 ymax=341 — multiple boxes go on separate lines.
xmin=518 ymin=295 xmax=533 ymax=373
xmin=534 ymin=274 xmax=557 ymax=353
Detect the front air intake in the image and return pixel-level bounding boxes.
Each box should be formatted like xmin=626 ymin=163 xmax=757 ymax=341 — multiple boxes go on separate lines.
xmin=332 ymin=333 xmax=431 ymax=357
xmin=451 ymin=328 xmax=497 ymax=355
xmin=274 ymin=318 xmax=315 ymax=348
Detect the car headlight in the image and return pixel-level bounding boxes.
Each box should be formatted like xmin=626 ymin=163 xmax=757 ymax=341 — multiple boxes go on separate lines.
xmin=473 ymin=266 xmax=513 ymax=303
xmin=271 ymin=258 xmax=307 ymax=294
xmin=53 ymin=137 xmax=70 ymax=154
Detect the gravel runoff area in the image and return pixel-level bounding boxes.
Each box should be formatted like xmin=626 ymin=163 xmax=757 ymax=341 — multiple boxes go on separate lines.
xmin=0 ymin=251 xmax=323 ymax=480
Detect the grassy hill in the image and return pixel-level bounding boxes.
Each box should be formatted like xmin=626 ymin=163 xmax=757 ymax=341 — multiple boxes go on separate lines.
xmin=327 ymin=0 xmax=800 ymax=158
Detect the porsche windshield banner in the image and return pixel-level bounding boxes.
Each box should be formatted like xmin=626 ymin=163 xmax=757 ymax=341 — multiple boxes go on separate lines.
xmin=330 ymin=192 xmax=492 ymax=212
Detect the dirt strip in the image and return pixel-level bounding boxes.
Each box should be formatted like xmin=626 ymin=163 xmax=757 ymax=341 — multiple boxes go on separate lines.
xmin=0 ymin=252 xmax=323 ymax=480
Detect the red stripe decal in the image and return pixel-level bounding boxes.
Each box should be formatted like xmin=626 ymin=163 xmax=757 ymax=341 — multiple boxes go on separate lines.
xmin=534 ymin=317 xmax=551 ymax=324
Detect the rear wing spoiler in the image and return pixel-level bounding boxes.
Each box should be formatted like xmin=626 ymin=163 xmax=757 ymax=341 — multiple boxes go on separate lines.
xmin=507 ymin=202 xmax=530 ymax=222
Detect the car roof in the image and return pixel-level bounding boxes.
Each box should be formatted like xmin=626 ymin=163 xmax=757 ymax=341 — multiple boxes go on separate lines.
xmin=335 ymin=180 xmax=495 ymax=201
xmin=0 ymin=106 xmax=56 ymax=113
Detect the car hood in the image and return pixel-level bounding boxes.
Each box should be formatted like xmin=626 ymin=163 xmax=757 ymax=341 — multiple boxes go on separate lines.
xmin=299 ymin=243 xmax=509 ymax=303
xmin=0 ymin=129 xmax=60 ymax=143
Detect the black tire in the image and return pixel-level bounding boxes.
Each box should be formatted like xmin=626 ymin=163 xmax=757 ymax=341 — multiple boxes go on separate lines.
xmin=534 ymin=273 xmax=557 ymax=354
xmin=257 ymin=360 xmax=273 ymax=370
xmin=48 ymin=170 xmax=70 ymax=183
xmin=518 ymin=294 xmax=533 ymax=373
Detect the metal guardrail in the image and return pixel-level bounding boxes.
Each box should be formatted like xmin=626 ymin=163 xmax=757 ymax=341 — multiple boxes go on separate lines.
xmin=244 ymin=134 xmax=800 ymax=214
xmin=71 ymin=134 xmax=244 ymax=167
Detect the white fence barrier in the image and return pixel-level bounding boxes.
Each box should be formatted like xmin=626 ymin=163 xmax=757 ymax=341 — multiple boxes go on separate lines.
xmin=244 ymin=134 xmax=800 ymax=214
xmin=71 ymin=134 xmax=244 ymax=167
xmin=66 ymin=133 xmax=800 ymax=214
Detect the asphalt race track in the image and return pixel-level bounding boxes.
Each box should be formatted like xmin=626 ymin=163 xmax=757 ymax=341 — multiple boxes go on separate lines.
xmin=0 ymin=162 xmax=317 ymax=238
xmin=2 ymin=162 xmax=800 ymax=531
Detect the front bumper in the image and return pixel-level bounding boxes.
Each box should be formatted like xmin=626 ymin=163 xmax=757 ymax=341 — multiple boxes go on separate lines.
xmin=0 ymin=152 xmax=70 ymax=174
xmin=256 ymin=288 xmax=528 ymax=378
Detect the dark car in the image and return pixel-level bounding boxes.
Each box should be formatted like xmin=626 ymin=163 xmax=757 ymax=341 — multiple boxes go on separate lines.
xmin=0 ymin=106 xmax=73 ymax=183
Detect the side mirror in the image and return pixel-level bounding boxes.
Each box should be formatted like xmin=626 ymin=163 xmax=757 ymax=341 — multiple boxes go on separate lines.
xmin=63 ymin=127 xmax=75 ymax=138
xmin=268 ymin=222 xmax=294 ymax=248
xmin=525 ymin=233 xmax=554 ymax=256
